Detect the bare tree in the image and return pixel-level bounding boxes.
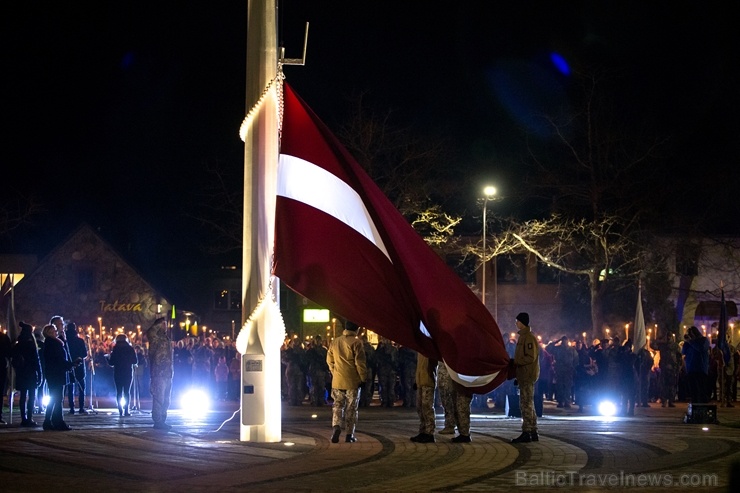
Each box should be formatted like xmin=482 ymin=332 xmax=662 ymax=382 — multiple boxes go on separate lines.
xmin=190 ymin=92 xmax=463 ymax=255
xmin=336 ymin=91 xmax=463 ymax=247
xmin=479 ymin=72 xmax=672 ymax=338
xmin=0 ymin=194 xmax=44 ymax=238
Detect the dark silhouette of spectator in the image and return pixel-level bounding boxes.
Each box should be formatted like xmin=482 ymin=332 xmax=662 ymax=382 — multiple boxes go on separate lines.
xmin=651 ymin=332 xmax=680 ymax=406
xmin=682 ymin=326 xmax=710 ymax=403
xmin=107 ymin=334 xmax=139 ymax=416
xmin=0 ymin=328 xmax=11 ymax=425
xmin=359 ymin=334 xmax=376 ymax=407
xmin=173 ymin=339 xmax=193 ymax=401
xmin=375 ymin=337 xmax=398 ymax=407
xmin=398 ymin=345 xmax=418 ymax=408
xmin=64 ymin=322 xmax=89 ymax=414
xmin=13 ymin=322 xmax=43 ymax=427
xmin=42 ymin=323 xmax=82 ymax=431
xmin=305 ymin=335 xmax=329 ymax=406
xmin=282 ymin=338 xmax=306 ymax=406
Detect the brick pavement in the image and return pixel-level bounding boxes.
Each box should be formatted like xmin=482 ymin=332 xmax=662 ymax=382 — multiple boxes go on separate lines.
xmin=1 ymin=397 xmax=739 ymax=492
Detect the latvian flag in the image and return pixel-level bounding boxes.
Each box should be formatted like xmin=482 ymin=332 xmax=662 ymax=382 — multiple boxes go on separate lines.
xmin=274 ymin=82 xmax=509 ymax=394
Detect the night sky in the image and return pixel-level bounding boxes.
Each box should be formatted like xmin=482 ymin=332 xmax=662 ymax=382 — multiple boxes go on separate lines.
xmin=5 ymin=2 xmax=739 ymax=271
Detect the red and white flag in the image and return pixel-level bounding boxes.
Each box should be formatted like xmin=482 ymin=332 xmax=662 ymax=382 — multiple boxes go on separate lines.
xmin=274 ymin=83 xmax=509 ymax=393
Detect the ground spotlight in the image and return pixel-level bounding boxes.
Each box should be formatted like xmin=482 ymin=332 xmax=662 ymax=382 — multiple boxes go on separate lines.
xmin=42 ymin=395 xmax=50 ymax=407
xmin=179 ymin=388 xmax=210 ymax=415
xmin=597 ymin=400 xmax=617 ymax=417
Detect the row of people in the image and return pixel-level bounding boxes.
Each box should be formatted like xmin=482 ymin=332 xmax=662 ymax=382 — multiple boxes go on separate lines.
xmin=1 ymin=317 xmax=176 ymax=430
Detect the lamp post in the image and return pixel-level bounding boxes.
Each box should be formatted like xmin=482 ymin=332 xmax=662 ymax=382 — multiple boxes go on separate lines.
xmin=481 ymin=185 xmax=497 ymax=318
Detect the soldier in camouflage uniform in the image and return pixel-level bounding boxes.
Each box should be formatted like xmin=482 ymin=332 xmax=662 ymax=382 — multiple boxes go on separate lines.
xmin=147 ymin=318 xmax=173 ymax=430
xmin=450 ymin=379 xmax=473 ymax=443
xmin=651 ymin=332 xmax=681 ymax=407
xmin=410 ymin=353 xmax=437 ymax=443
xmin=437 ymin=362 xmax=456 ymax=434
xmin=511 ymin=312 xmax=540 ymax=443
xmin=375 ymin=337 xmax=398 ymax=407
xmin=305 ymin=335 xmax=329 ymax=406
xmin=327 ymin=322 xmax=367 ymax=443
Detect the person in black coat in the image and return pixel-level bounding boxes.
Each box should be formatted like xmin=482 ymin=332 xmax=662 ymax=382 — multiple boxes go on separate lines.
xmin=0 ymin=329 xmax=11 ymax=425
xmin=64 ymin=322 xmax=89 ymax=414
xmin=42 ymin=323 xmax=82 ymax=431
xmin=13 ymin=322 xmax=43 ymax=427
xmin=107 ymin=334 xmax=139 ymax=417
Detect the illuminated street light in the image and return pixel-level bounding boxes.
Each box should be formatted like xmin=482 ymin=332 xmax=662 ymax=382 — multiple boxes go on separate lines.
xmin=481 ymin=185 xmax=497 ymax=318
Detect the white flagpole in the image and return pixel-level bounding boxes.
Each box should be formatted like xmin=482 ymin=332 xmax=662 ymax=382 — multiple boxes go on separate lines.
xmin=240 ymin=0 xmax=281 ymax=443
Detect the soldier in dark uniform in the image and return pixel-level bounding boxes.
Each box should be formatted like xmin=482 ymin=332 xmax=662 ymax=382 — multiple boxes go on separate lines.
xmin=305 ymin=335 xmax=329 ymax=406
xmin=359 ymin=334 xmax=377 ymax=407
xmin=147 ymin=318 xmax=173 ymax=430
xmin=375 ymin=337 xmax=398 ymax=407
xmin=651 ymin=332 xmax=680 ymax=407
xmin=398 ymin=345 xmax=417 ymax=407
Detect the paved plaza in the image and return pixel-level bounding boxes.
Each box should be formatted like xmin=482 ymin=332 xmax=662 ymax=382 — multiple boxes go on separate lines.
xmin=1 ymin=396 xmax=739 ymax=492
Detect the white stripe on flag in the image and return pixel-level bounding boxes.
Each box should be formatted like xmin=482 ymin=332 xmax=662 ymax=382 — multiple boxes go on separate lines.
xmin=278 ymin=154 xmax=391 ymax=260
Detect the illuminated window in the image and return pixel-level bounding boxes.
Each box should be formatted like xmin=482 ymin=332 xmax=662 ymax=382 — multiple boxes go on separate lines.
xmin=214 ymin=289 xmax=229 ymax=310
xmin=229 ymin=290 xmax=241 ymax=310
xmin=215 ymin=289 xmax=241 ymax=311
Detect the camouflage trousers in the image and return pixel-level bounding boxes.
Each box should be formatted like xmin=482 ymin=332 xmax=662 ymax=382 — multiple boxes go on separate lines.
xmin=437 ymin=364 xmax=455 ymax=428
xmin=519 ymin=381 xmax=537 ymax=433
xmin=150 ymin=376 xmax=172 ymax=425
xmin=451 ymin=387 xmax=472 ymax=436
xmin=331 ymin=388 xmax=361 ymax=435
xmin=417 ymin=385 xmax=436 ymax=434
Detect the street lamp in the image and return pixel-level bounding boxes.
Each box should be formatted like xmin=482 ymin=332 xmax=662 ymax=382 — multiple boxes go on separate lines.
xmin=481 ymin=185 xmax=497 ymax=318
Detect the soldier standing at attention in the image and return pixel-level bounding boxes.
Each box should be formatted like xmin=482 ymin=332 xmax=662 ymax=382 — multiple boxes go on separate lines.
xmin=147 ymin=317 xmax=173 ymax=430
xmin=511 ymin=312 xmax=540 ymax=443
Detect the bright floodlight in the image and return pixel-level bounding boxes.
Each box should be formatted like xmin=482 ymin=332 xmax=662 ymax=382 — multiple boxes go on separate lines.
xmin=180 ymin=388 xmax=210 ymax=415
xmin=42 ymin=394 xmax=51 ymax=407
xmin=483 ymin=185 xmax=497 ymax=199
xmin=119 ymin=397 xmax=127 ymax=407
xmin=597 ymin=400 xmax=617 ymax=417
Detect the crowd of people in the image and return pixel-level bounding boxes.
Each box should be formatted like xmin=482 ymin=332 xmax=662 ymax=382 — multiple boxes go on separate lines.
xmin=1 ymin=315 xmax=243 ymax=430
xmin=531 ymin=326 xmax=740 ymax=416
xmin=4 ymin=313 xmax=740 ymax=442
xmin=278 ymin=318 xmax=740 ymax=444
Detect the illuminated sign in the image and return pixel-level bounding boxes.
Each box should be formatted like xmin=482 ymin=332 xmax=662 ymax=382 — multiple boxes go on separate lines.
xmin=99 ymin=300 xmax=144 ymax=312
xmin=303 ymin=308 xmax=330 ymax=323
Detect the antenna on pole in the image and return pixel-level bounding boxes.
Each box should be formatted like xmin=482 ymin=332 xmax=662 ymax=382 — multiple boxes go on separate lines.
xmin=280 ymin=22 xmax=309 ymax=66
